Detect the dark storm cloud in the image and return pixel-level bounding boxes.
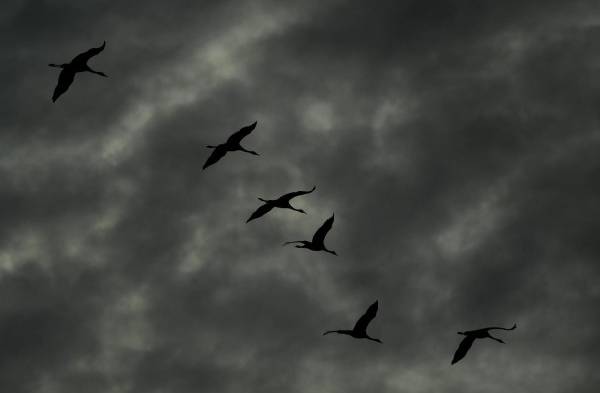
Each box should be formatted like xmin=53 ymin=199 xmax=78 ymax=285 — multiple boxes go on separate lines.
xmin=1 ymin=0 xmax=599 ymax=392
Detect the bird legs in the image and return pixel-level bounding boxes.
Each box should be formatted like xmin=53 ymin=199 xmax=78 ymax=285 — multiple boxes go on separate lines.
xmin=88 ymin=69 xmax=108 ymax=77
xmin=487 ymin=334 xmax=505 ymax=344
xmin=288 ymin=205 xmax=306 ymax=214
xmin=283 ymin=240 xmax=309 ymax=248
xmin=239 ymin=146 xmax=259 ymax=155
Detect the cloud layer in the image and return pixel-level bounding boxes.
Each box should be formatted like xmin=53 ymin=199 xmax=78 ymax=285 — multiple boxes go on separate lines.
xmin=1 ymin=1 xmax=599 ymax=392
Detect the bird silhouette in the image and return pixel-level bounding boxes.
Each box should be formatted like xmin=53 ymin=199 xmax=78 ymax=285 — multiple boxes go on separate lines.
xmin=246 ymin=186 xmax=316 ymax=223
xmin=49 ymin=41 xmax=107 ymax=102
xmin=324 ymin=300 xmax=382 ymax=343
xmin=451 ymin=323 xmax=517 ymax=364
xmin=284 ymin=214 xmax=337 ymax=255
xmin=203 ymin=121 xmax=259 ymax=170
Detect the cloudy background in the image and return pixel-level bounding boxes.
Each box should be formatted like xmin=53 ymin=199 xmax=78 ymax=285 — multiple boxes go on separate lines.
xmin=1 ymin=0 xmax=600 ymax=392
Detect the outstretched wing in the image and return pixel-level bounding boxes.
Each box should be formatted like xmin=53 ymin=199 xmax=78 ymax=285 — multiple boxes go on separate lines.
xmin=352 ymin=301 xmax=378 ymax=333
xmin=71 ymin=41 xmax=106 ymax=65
xmin=278 ymin=186 xmax=316 ymax=203
xmin=451 ymin=335 xmax=476 ymax=364
xmin=312 ymin=214 xmax=334 ymax=245
xmin=202 ymin=146 xmax=228 ymax=170
xmin=246 ymin=203 xmax=275 ymax=223
xmin=226 ymin=121 xmax=257 ymax=145
xmin=52 ymin=68 xmax=75 ymax=102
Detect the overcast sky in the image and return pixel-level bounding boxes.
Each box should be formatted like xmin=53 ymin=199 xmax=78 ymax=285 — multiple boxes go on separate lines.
xmin=1 ymin=1 xmax=599 ymax=392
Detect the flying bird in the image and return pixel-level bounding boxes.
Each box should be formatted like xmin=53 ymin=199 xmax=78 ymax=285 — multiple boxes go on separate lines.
xmin=451 ymin=323 xmax=517 ymax=364
xmin=49 ymin=41 xmax=107 ymax=102
xmin=284 ymin=214 xmax=337 ymax=255
xmin=246 ymin=186 xmax=316 ymax=223
xmin=323 ymin=300 xmax=382 ymax=343
xmin=203 ymin=121 xmax=259 ymax=170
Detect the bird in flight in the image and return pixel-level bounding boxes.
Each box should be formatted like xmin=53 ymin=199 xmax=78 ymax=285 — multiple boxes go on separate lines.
xmin=451 ymin=323 xmax=517 ymax=364
xmin=284 ymin=214 xmax=337 ymax=255
xmin=324 ymin=300 xmax=382 ymax=343
xmin=246 ymin=186 xmax=316 ymax=223
xmin=49 ymin=41 xmax=107 ymax=102
xmin=203 ymin=121 xmax=259 ymax=170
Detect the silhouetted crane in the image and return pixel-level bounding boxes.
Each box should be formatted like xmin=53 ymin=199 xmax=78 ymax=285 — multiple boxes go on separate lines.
xmin=451 ymin=323 xmax=517 ymax=364
xmin=246 ymin=186 xmax=316 ymax=223
xmin=324 ymin=300 xmax=382 ymax=343
xmin=284 ymin=214 xmax=337 ymax=255
xmin=49 ymin=41 xmax=107 ymax=102
xmin=203 ymin=121 xmax=259 ymax=170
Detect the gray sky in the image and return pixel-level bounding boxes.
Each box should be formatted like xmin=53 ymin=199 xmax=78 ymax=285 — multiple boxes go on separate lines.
xmin=1 ymin=1 xmax=599 ymax=392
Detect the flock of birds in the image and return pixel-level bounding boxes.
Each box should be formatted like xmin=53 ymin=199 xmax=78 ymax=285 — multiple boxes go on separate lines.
xmin=49 ymin=41 xmax=517 ymax=365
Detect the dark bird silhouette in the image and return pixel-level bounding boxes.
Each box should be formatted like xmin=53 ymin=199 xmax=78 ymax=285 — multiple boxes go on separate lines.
xmin=284 ymin=214 xmax=337 ymax=255
xmin=451 ymin=323 xmax=517 ymax=364
xmin=324 ymin=300 xmax=382 ymax=343
xmin=203 ymin=121 xmax=259 ymax=170
xmin=49 ymin=41 xmax=107 ymax=102
xmin=246 ymin=186 xmax=316 ymax=223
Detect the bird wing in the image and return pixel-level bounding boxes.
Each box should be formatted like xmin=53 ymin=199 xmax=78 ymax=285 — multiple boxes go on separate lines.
xmin=246 ymin=203 xmax=275 ymax=223
xmin=52 ymin=68 xmax=75 ymax=102
xmin=71 ymin=41 xmax=106 ymax=65
xmin=226 ymin=121 xmax=257 ymax=145
xmin=352 ymin=301 xmax=378 ymax=333
xmin=202 ymin=146 xmax=228 ymax=170
xmin=451 ymin=335 xmax=476 ymax=364
xmin=278 ymin=186 xmax=316 ymax=203
xmin=312 ymin=214 xmax=334 ymax=245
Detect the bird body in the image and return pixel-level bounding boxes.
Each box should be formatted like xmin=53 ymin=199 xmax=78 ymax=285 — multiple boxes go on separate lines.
xmin=203 ymin=121 xmax=259 ymax=169
xmin=246 ymin=186 xmax=316 ymax=223
xmin=284 ymin=214 xmax=337 ymax=255
xmin=451 ymin=323 xmax=517 ymax=364
xmin=324 ymin=301 xmax=382 ymax=343
xmin=49 ymin=41 xmax=107 ymax=102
